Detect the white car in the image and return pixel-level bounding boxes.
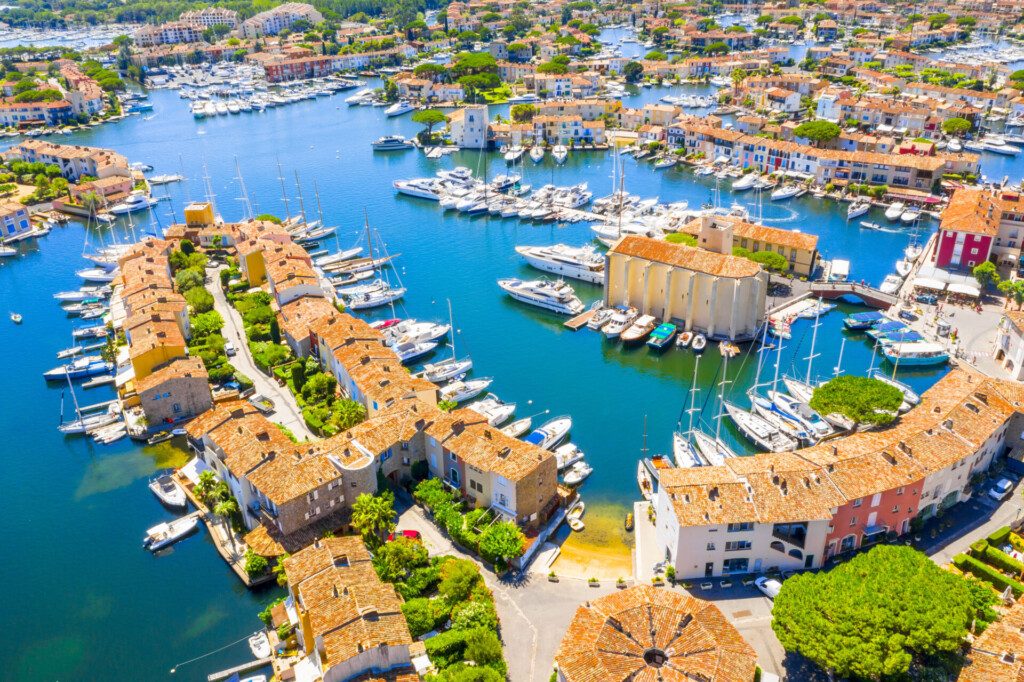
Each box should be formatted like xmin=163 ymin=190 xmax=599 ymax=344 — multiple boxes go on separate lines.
xmin=754 ymin=576 xmax=782 ymax=600
xmin=988 ymin=477 xmax=1014 ymax=502
xmin=225 ymin=341 xmax=237 ymax=357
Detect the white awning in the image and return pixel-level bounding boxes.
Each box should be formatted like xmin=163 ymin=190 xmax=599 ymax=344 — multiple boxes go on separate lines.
xmin=912 ymin=277 xmax=946 ymax=291
xmin=947 ymin=282 xmax=980 ymax=297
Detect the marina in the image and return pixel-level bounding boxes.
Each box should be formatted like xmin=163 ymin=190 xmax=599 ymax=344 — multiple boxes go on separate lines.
xmin=3 ymin=19 xmax=1021 ymax=682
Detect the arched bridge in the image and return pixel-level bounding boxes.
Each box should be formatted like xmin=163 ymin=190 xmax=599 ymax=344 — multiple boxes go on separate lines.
xmin=808 ymin=282 xmax=897 ymax=309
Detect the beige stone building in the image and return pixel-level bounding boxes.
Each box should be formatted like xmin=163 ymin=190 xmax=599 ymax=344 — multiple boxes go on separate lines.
xmin=604 ymin=229 xmax=768 ymax=341
xmin=135 ymin=356 xmax=212 ymax=426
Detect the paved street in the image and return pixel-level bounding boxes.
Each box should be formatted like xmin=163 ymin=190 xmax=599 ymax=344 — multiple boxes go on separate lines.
xmin=924 ymin=475 xmax=1024 ymax=565
xmin=208 ymin=268 xmax=317 ymax=441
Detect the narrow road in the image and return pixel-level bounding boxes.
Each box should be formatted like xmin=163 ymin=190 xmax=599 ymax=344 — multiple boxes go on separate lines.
xmin=208 ymin=268 xmax=317 ymax=441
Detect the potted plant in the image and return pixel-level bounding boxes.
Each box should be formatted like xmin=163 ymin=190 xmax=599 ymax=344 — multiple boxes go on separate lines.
xmin=616 ymin=577 xmax=626 ymax=588
xmin=548 ymin=570 xmax=559 ymax=583
xmin=588 ymin=576 xmax=599 ymax=587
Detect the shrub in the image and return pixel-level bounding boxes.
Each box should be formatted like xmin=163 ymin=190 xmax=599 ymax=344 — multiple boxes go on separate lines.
xmin=439 ymin=559 xmax=481 ymax=602
xmin=396 ymin=562 xmax=444 ymax=600
xmin=982 ymin=546 xmax=1024 ymax=576
xmin=402 ymin=597 xmax=450 ymax=636
xmin=988 ymin=526 xmax=1012 ymax=545
xmin=258 ymin=596 xmax=285 ymax=626
xmin=451 ymin=599 xmax=498 ymax=632
xmin=953 ymin=554 xmax=1024 ymax=596
xmin=415 ymin=478 xmax=455 ymax=509
xmin=244 ymin=549 xmax=269 ymax=577
xmin=424 ymin=628 xmax=470 ymax=668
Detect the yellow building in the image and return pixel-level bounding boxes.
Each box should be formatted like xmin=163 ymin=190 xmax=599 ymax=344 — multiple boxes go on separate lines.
xmin=605 ymin=228 xmax=768 ymax=341
xmin=676 ymin=214 xmax=821 ymax=278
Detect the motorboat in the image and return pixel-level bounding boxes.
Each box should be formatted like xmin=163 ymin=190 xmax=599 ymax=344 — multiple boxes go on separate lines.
xmin=529 ymin=146 xmax=544 ymax=163
xmin=690 ymin=333 xmax=707 ymax=353
xmin=621 ymin=314 xmax=658 ymax=344
xmin=336 ymin=278 xmax=388 ymax=296
xmin=566 ymin=501 xmax=585 ymax=531
xmin=900 ymin=208 xmax=921 ymax=224
xmin=110 ymin=190 xmax=157 ymax=214
xmin=466 ymin=393 xmax=515 ymax=426
xmin=384 ymin=100 xmax=415 ymax=117
xmin=653 ymin=157 xmax=676 ymax=170
xmin=879 ymin=273 xmax=903 ymax=295
xmin=385 ymin=320 xmax=450 ymax=345
xmin=392 ymin=340 xmax=437 ymax=364
xmin=868 ymin=368 xmax=920 ymax=410
xmin=393 ymin=178 xmax=442 ymax=200
xmin=249 ymin=632 xmax=272 ymax=659
xmin=149 ymin=173 xmax=183 ymax=185
xmin=503 ymin=145 xmax=524 ymax=163
xmin=554 ymin=442 xmax=585 ymax=470
xmin=10 ymin=312 xmax=22 ymax=324
xmin=148 ymin=474 xmax=187 ymax=509
xmin=501 ymin=417 xmax=532 ymax=439
xmin=515 ymin=244 xmax=605 ymax=284
xmin=372 ymin=135 xmax=414 ymax=150
xmin=315 ymin=247 xmax=363 ymax=267
xmin=895 ymin=259 xmax=913 ymax=277
xmin=497 ymin=278 xmax=585 ymax=315
xmin=732 ymin=173 xmax=759 ymax=191
xmin=420 ymin=356 xmax=473 ymax=383
xmin=523 ymin=415 xmax=572 ymax=450
xmin=676 ymin=330 xmax=694 ymax=349
xmin=884 ymin=202 xmax=905 ymax=221
xmin=602 ymin=307 xmax=639 ymax=340
xmin=882 ymin=341 xmax=949 ymax=367
xmin=552 ymin=145 xmax=568 ymax=164
xmin=76 ymin=268 xmax=118 ymax=283
xmin=143 ymin=515 xmax=199 ymax=551
xmin=647 ymin=322 xmax=677 ymax=350
xmin=0 ymin=243 xmax=17 ymax=257
xmin=345 ymin=285 xmax=406 ymax=310
xmin=439 ymin=377 xmax=493 ymax=403
xmin=905 ymin=243 xmax=923 ymax=261
xmin=44 ymin=355 xmax=112 ymax=381
xmin=770 ymin=185 xmax=801 ymax=201
xmin=847 ymin=201 xmax=870 ymax=219
xmin=768 ymin=390 xmax=833 ymax=439
xmin=724 ymin=401 xmax=798 ymax=452
xmin=72 ymin=324 xmax=109 ymax=339
xmin=563 ymin=460 xmax=593 ymax=486
xmin=586 ymin=306 xmax=615 ymax=331
xmin=843 ymin=311 xmax=884 ymax=330
xmin=57 ymin=345 xmax=83 ymax=359
xmin=947 ymin=138 xmax=962 ymax=152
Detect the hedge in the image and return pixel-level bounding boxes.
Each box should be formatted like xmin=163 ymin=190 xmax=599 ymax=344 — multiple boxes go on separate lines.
xmin=988 ymin=526 xmax=1013 ymax=546
xmin=970 ymin=538 xmax=988 ymax=556
xmin=982 ymin=545 xmax=1024 ymax=576
xmin=953 ymin=554 xmax=1024 ymax=597
xmin=424 ymin=628 xmax=471 ymax=668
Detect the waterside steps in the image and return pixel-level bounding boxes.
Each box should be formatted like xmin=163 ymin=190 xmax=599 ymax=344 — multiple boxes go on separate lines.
xmin=207 ymin=657 xmax=272 ymax=681
xmin=564 ymin=308 xmax=597 ymax=330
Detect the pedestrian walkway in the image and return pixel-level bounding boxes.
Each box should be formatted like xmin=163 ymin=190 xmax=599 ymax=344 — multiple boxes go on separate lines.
xmin=209 ymin=268 xmax=316 ymax=441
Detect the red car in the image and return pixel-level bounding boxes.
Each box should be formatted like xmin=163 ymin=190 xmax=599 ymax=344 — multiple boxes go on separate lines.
xmin=387 ymin=530 xmax=422 ymax=542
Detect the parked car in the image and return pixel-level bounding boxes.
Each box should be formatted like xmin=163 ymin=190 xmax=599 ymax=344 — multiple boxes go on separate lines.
xmin=754 ymin=576 xmax=782 ymax=600
xmin=988 ymin=477 xmax=1014 ymax=502
xmin=225 ymin=341 xmax=237 ymax=356
xmin=387 ymin=530 xmax=422 ymax=542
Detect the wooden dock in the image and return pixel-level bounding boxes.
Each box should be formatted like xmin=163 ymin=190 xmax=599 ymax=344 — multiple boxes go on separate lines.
xmin=207 ymin=657 xmax=272 ymax=681
xmin=564 ymin=308 xmax=597 ymax=330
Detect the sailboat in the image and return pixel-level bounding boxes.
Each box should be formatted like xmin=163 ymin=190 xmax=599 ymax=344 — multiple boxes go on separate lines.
xmin=692 ymin=354 xmax=737 ymax=466
xmin=420 ymin=299 xmax=473 ymax=383
xmin=748 ymin=329 xmax=814 ymax=444
xmin=672 ymin=356 xmax=709 ymax=468
xmin=58 ymin=368 xmax=121 ymax=435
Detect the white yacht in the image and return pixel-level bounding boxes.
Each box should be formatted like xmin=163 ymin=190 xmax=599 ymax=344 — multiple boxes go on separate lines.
xmin=144 ymin=515 xmax=199 ymax=551
xmin=503 ymin=145 xmax=525 ymax=163
xmin=847 ymin=200 xmax=871 ymax=220
xmin=884 ymin=201 xmax=905 ymax=221
xmin=514 ymin=244 xmax=605 ymax=284
xmin=392 ymin=340 xmax=437 ymax=364
xmin=466 ymin=393 xmax=515 ymax=426
xmin=554 ymin=442 xmax=585 ymax=470
xmin=345 ymin=285 xmax=406 ymax=310
xmin=879 ymin=273 xmax=903 ymax=295
xmin=529 ymin=146 xmax=544 ymax=163
xmin=393 ymin=178 xmax=442 ymax=200
xmin=732 ymin=173 xmax=759 ymax=191
xmin=602 ymin=306 xmax=639 ymax=339
xmin=497 ymin=278 xmax=585 ymax=315
xmin=523 ymin=415 xmax=572 ymax=450
xmin=110 ymin=190 xmax=156 ymax=214
xmin=440 ymin=377 xmax=493 ymax=403
xmin=372 ymin=135 xmax=414 ymax=150
xmin=724 ymin=401 xmax=798 ymax=452
xmin=770 ymin=185 xmax=801 ymax=201
xmin=552 ymin=145 xmax=568 ymax=164
xmin=384 ymin=100 xmax=415 ymax=117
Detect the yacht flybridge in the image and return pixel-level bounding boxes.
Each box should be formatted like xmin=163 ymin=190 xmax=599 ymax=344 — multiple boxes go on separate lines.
xmin=497 ymin=278 xmax=585 ymax=315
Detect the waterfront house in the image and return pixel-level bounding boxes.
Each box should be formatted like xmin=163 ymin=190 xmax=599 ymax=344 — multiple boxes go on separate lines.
xmin=180 ymin=7 xmax=239 ymax=30
xmin=653 ymin=369 xmax=1024 ymax=579
xmin=675 ymin=215 xmax=820 ymax=278
xmin=134 ymin=22 xmax=203 ymax=48
xmin=605 ymin=229 xmax=768 ymax=342
xmin=447 ymin=105 xmax=489 ymax=149
xmin=134 ymin=356 xmax=212 ymax=426
xmin=278 ymin=295 xmax=340 ymax=357
xmin=0 ymin=201 xmax=31 ymax=240
xmin=555 ymin=586 xmax=758 ymax=682
xmin=282 ymin=536 xmax=417 ymax=682
xmin=932 ymin=187 xmax=1000 ymax=270
xmin=995 ymin=311 xmax=1024 ymax=382
xmin=0 ymin=98 xmax=74 ymax=128
xmin=3 ymin=140 xmax=131 ymax=182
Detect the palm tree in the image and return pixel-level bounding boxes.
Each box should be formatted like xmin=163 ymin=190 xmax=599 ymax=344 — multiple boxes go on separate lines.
xmin=351 ymin=491 xmax=396 ymax=548
xmin=213 ymin=497 xmax=240 ymax=556
xmin=194 ymin=470 xmax=218 ymax=504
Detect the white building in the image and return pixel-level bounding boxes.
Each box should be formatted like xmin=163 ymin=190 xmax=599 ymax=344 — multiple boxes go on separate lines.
xmin=996 ymin=311 xmax=1024 ymax=381
xmin=240 ymin=2 xmax=323 ymax=38
xmin=134 ymin=21 xmax=203 ymax=47
xmin=180 ymin=7 xmax=239 ymax=30
xmin=448 ymin=104 xmax=489 ymax=149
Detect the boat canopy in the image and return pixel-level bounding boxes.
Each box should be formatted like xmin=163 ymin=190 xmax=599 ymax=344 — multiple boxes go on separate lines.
xmin=947 ymin=282 xmax=980 ymax=297
xmin=888 ymin=342 xmax=946 ymax=354
xmin=831 ymin=259 xmax=850 ymax=278
xmin=849 ymin=311 xmax=884 ymax=322
xmin=874 ymin=320 xmax=906 ymax=333
xmin=912 ymin=277 xmax=946 ymax=291
xmin=885 ymin=330 xmax=924 ymax=343
xmin=524 ymin=432 xmax=544 ymax=445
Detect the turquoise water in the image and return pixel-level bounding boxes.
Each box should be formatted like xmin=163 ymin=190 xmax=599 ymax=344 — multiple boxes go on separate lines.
xmin=0 ymin=74 xmax=957 ymax=678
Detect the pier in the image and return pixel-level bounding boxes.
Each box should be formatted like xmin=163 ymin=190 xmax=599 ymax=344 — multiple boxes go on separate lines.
xmin=206 ymin=657 xmax=272 ymax=681
xmin=564 ymin=308 xmax=597 ymax=330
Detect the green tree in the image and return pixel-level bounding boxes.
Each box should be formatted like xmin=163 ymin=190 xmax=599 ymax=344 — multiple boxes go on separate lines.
xmin=772 ymin=546 xmax=982 ymax=680
xmin=191 ymin=310 xmax=224 ymax=339
xmin=974 ymin=260 xmax=1000 ymax=290
xmin=244 ymin=549 xmax=269 ymax=577
xmin=331 ymin=398 xmax=366 ymax=430
xmin=622 ymin=61 xmax=643 ymax=83
xmin=213 ymin=497 xmax=240 ymax=554
xmin=645 ymin=50 xmax=667 ymax=61
xmin=350 ymin=490 xmax=396 ymax=548
xmin=373 ymin=536 xmax=429 ymax=582
xmin=439 ymin=559 xmax=481 ymax=601
xmin=175 ymin=267 xmax=204 ymax=292
xmin=301 ymin=372 xmax=337 ymax=404
xmin=194 ymin=470 xmax=219 ymax=504
xmin=809 ymin=375 xmax=904 ymax=426
xmin=793 ymin=120 xmax=841 ymax=145
xmin=184 ymin=287 xmax=214 ymax=314
xmin=255 ymin=213 xmax=282 ymax=224
xmin=412 ymin=108 xmax=447 ymax=138
xmin=478 ymin=522 xmax=526 ymax=567
xmin=942 ymin=117 xmax=972 ymax=136
xmin=272 ymin=551 xmax=290 ymax=587
xmin=999 ymin=279 xmax=1024 ymax=309
xmin=464 ymin=628 xmax=505 ymax=672
xmin=510 ymin=103 xmax=537 ymax=122
xmin=748 ymin=250 xmax=789 ymax=273
xmin=451 ymin=599 xmax=498 ymax=631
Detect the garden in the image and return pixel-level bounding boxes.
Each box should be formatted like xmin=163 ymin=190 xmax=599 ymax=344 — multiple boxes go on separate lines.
xmin=955 ymin=525 xmax=1024 ymax=598
xmin=170 ymin=241 xmax=235 ymax=384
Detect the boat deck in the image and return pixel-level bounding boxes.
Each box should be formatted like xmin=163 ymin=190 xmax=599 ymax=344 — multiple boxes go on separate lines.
xmin=564 ymin=308 xmax=597 ymax=330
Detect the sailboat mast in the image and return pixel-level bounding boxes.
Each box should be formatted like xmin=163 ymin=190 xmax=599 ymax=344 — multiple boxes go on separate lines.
xmin=363 ymin=209 xmax=374 ymax=261
xmin=276 ymin=158 xmax=291 ymax=219
xmin=804 ymin=298 xmax=822 ymax=384
xmin=234 ymin=157 xmax=253 ymax=220
xmin=313 ymin=178 xmax=326 ymax=227
xmin=834 ymin=338 xmax=846 ymax=377
xmin=771 ymin=335 xmax=783 ymax=395
xmin=715 ymin=354 xmax=729 ymax=443
xmin=687 ymin=355 xmax=701 ymax=433
xmin=447 ymin=298 xmax=456 ymax=360
xmin=65 ymin=367 xmax=82 ymax=420
xmin=293 ymin=171 xmax=307 ymax=224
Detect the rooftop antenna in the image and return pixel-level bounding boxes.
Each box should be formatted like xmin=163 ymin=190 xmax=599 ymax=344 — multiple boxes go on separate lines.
xmin=233 ymin=156 xmax=253 ymax=220
xmin=276 ymin=157 xmax=291 ymax=220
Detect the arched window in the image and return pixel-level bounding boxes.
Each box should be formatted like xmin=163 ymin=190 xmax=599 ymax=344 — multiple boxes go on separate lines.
xmin=788 ymin=549 xmax=803 ymax=560
xmin=770 ymin=541 xmax=785 ymax=553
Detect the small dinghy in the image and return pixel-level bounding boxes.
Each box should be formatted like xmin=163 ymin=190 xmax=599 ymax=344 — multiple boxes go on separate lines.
xmin=563 ymin=460 xmax=593 ymax=485
xmin=143 ymin=515 xmax=199 ymax=551
xmin=249 ymin=631 xmax=272 ymax=659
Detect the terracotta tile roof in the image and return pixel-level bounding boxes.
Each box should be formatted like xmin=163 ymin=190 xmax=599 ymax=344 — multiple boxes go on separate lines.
xmin=958 ymin=597 xmax=1024 ymax=682
xmin=679 ymin=216 xmax=818 ymax=252
xmin=609 ymin=235 xmax=762 ymax=279
xmin=284 ymin=536 xmax=412 ymax=671
xmin=555 ymin=586 xmax=757 ymax=682
xmin=425 ymin=408 xmax=555 ymax=482
xmin=940 ymin=188 xmax=1001 ymax=236
xmin=1005 ymin=311 xmax=1024 ymax=333
xmin=134 ymin=356 xmax=208 ymax=394
xmin=277 ymin=295 xmax=339 ymax=342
